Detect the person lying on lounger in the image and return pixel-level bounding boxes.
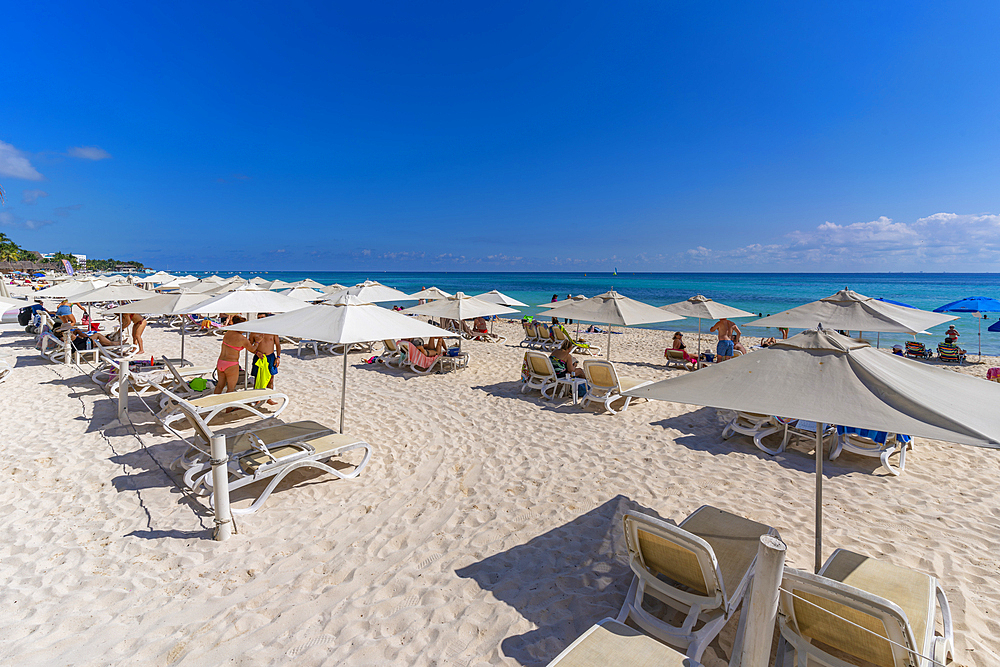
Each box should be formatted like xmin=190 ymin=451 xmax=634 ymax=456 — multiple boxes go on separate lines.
xmin=551 ymin=340 xmax=585 ymax=378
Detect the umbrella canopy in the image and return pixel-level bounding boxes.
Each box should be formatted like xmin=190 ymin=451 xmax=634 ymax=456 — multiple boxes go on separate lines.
xmin=224 ymin=295 xmax=452 ymax=432
xmin=537 ymin=294 xmax=587 ymax=308
xmin=32 ymin=280 xmax=108 ymax=299
xmin=321 ymin=280 xmax=410 ymax=303
xmin=748 ymin=289 xmax=957 ymax=334
xmin=988 ymin=319 xmax=1000 ymax=333
xmin=72 ymin=284 xmax=156 ymax=303
xmin=934 ymin=296 xmax=1000 ymax=360
xmin=249 ymin=276 xmax=269 ymax=285
xmin=624 ymin=327 xmax=1000 ymax=568
xmin=536 ymin=291 xmax=683 ymax=360
xmin=876 ymin=297 xmax=916 ymax=309
xmin=661 ymin=294 xmax=753 ymax=320
xmin=279 ymin=287 xmax=326 ymax=301
xmin=176 ymin=290 xmax=309 ymax=315
xmin=0 ymin=295 xmax=27 ymax=308
xmin=290 ymin=278 xmax=325 ymax=289
xmin=320 ymin=283 xmax=347 ymax=294
xmin=402 ymin=292 xmax=519 ymax=320
xmin=113 ymin=293 xmax=211 ymax=315
xmin=260 ymin=279 xmax=294 ymax=290
xmin=473 ymin=290 xmax=528 ymax=307
xmin=408 ymin=286 xmax=454 ymax=300
xmin=660 ymin=295 xmax=754 ymax=360
xmin=136 ymin=272 xmax=177 ymax=285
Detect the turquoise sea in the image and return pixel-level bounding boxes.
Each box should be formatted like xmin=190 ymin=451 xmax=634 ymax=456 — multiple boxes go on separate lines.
xmin=182 ymin=272 xmax=1000 ymax=355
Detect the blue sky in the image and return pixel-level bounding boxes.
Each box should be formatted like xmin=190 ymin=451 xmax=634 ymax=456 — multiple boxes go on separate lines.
xmin=1 ymin=1 xmax=999 ymax=271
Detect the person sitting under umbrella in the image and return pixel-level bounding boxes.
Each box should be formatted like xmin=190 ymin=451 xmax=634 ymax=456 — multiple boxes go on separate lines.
xmin=551 ymin=340 xmax=585 ymax=378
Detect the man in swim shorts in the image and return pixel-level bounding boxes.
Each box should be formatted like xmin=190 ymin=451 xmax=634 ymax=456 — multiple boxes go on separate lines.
xmin=710 ymin=317 xmax=740 ymax=361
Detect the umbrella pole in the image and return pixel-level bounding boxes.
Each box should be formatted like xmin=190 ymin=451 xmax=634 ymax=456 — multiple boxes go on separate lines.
xmin=979 ymin=316 xmax=982 ymax=361
xmin=815 ymin=421 xmax=823 ymax=574
xmin=697 ymin=318 xmax=702 ymax=362
xmin=340 ymin=347 xmax=348 ymax=433
xmin=181 ymin=326 xmax=186 ymax=365
xmin=607 ymin=326 xmax=612 ymax=361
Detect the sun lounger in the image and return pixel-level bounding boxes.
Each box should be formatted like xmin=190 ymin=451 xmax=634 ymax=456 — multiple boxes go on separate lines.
xmin=519 ymin=322 xmax=537 ymax=348
xmin=378 ymin=339 xmax=405 ymax=367
xmin=153 ymin=381 xmax=289 ymax=430
xmin=554 ymin=325 xmax=601 ymax=356
xmin=536 ymin=324 xmax=558 ymax=350
xmin=520 ymin=350 xmax=569 ymax=400
xmin=832 ymin=426 xmax=911 ymax=475
xmin=664 ymin=348 xmax=697 ymax=371
xmin=777 ymin=548 xmax=954 ymax=667
xmin=402 ymin=341 xmax=467 ymax=374
xmin=153 ymin=385 xmax=372 ymax=515
xmin=580 ymin=360 xmax=653 ymax=414
xmin=936 ymin=342 xmax=966 ymax=364
xmin=546 ymin=617 xmax=701 ymax=667
xmin=770 ymin=417 xmax=837 ymax=456
xmin=904 ymin=341 xmax=933 ymax=359
xmin=618 ymin=506 xmax=779 ymax=661
xmin=721 ymin=412 xmax=784 ymax=451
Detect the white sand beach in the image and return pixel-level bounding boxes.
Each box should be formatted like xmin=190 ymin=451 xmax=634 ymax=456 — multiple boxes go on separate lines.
xmin=2 ymin=319 xmax=999 ymax=666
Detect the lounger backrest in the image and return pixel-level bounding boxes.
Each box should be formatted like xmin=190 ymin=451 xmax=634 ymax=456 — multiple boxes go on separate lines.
xmin=383 ymin=339 xmax=398 ymax=353
xmin=405 ymin=341 xmax=437 ymax=369
xmin=149 ymin=381 xmax=216 ymax=444
xmin=904 ymin=341 xmax=925 ymax=354
xmin=779 ymin=567 xmax=918 ymax=667
xmin=622 ymin=511 xmax=724 ymax=609
xmin=525 ymin=351 xmax=555 ymax=378
xmin=161 ymin=356 xmax=187 ymax=385
xmin=582 ymin=360 xmax=618 ymax=390
xmin=553 ymin=326 xmax=569 ymax=342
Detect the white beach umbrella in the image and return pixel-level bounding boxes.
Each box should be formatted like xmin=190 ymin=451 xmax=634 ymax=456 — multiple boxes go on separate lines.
xmin=474 ymin=290 xmax=528 ymax=307
xmin=661 ymin=294 xmax=755 ymax=360
xmin=33 ymin=280 xmax=108 ymax=299
xmin=262 ymin=279 xmax=295 ymax=290
xmin=321 ymin=280 xmax=411 ymax=303
xmin=249 ymin=276 xmax=269 ymax=285
xmin=176 ymin=290 xmax=308 ymax=316
xmin=408 ymin=286 xmax=454 ymax=300
xmin=320 ymin=283 xmax=347 ymax=294
xmin=537 ymin=294 xmax=587 ymax=308
xmin=290 ymin=278 xmax=325 ymax=289
xmin=624 ymin=328 xmax=1000 ymax=571
xmin=224 ymin=295 xmax=452 ymax=432
xmin=0 ymin=295 xmax=27 ymax=308
xmin=748 ymin=289 xmax=957 ymax=338
xmin=72 ymin=284 xmax=156 ymax=303
xmin=115 ymin=293 xmax=216 ymax=363
xmin=536 ymin=290 xmax=683 ymax=360
xmin=279 ymin=287 xmax=326 ymax=301
xmin=402 ymin=292 xmax=519 ymax=342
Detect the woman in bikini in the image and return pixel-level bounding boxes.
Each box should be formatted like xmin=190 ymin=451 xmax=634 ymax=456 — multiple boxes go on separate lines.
xmin=120 ymin=313 xmax=148 ymax=354
xmin=213 ymin=316 xmax=259 ymax=394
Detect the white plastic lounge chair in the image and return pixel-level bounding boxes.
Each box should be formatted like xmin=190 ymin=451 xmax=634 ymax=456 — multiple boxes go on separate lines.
xmin=521 ymin=350 xmax=568 ymax=400
xmin=377 ymin=339 xmax=404 ymax=367
xmin=580 ymin=360 xmax=653 ymax=414
xmin=403 ymin=341 xmax=467 ymax=374
xmin=519 ymin=322 xmax=536 ymax=348
xmin=831 ymin=427 xmax=910 ymax=476
xmin=546 ymin=617 xmax=702 ymax=667
xmin=154 ymin=385 xmax=371 ymax=515
xmin=153 ymin=381 xmax=289 ymax=430
xmin=536 ymin=324 xmax=559 ymax=351
xmin=721 ymin=412 xmax=783 ymax=452
xmin=618 ymin=506 xmax=779 ymax=661
xmin=664 ymin=348 xmax=697 ymax=371
xmin=777 ymin=549 xmax=954 ymax=667
xmin=297 ymin=339 xmax=320 ymax=357
xmin=554 ymin=325 xmax=601 ymax=356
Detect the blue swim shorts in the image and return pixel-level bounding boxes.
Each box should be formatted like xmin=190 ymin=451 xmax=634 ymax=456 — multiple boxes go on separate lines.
xmin=716 ymin=340 xmax=734 ymax=357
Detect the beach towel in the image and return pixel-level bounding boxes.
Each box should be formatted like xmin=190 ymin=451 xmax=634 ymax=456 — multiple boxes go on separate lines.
xmin=253 ymin=356 xmax=272 ymax=389
xmin=988 ymin=368 xmax=1000 ymax=381
xmin=836 ymin=425 xmax=911 ymax=446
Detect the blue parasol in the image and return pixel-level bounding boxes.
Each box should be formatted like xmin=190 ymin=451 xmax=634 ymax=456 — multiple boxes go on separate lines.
xmin=934 ymin=296 xmax=1000 ymax=360
xmin=988 ymin=318 xmax=1000 ymax=333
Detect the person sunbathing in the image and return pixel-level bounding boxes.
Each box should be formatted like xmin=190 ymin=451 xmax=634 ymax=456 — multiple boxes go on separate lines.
xmin=667 ymin=332 xmax=698 ymax=365
xmin=938 ymin=337 xmax=966 ymax=358
xmin=473 ymin=316 xmax=489 ymax=334
xmin=411 ymin=337 xmax=447 ymax=356
xmin=66 ymin=327 xmax=119 ymax=351
xmin=550 ymin=340 xmax=585 ymax=378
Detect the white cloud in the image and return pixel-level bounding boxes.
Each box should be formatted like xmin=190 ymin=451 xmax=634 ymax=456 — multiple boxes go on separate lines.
xmin=54 ymin=204 xmax=83 ymax=217
xmin=22 ymin=189 xmax=48 ymax=204
xmin=25 ymin=219 xmax=54 ymax=230
xmin=67 ymin=145 xmax=112 ymax=160
xmin=0 ymin=210 xmax=55 ymax=230
xmin=677 ymin=213 xmax=1000 ymax=269
xmin=0 ymin=140 xmax=44 ymax=181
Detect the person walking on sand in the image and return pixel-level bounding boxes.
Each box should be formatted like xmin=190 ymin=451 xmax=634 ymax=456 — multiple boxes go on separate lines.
xmin=710 ymin=317 xmax=740 ymax=361
xmin=213 ymin=316 xmax=258 ymax=394
xmin=248 ymin=313 xmax=281 ymax=403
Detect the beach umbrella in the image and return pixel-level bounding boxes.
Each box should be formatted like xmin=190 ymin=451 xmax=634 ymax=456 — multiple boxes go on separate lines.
xmin=72 ymin=284 xmax=156 ymax=303
xmin=249 ymin=276 xmax=269 ymax=285
xmin=290 ymin=278 xmax=325 ymax=289
xmin=0 ymin=295 xmax=27 ymax=308
xmin=748 ymin=289 xmax=957 ymax=339
xmin=623 ymin=328 xmax=1000 ymax=571
xmin=988 ymin=319 xmax=1000 ymax=333
xmin=474 ymin=290 xmax=528 ymax=308
xmin=408 ymin=286 xmax=453 ymax=300
xmin=262 ymin=279 xmax=295 ymax=291
xmin=934 ymin=296 xmax=1000 ymax=361
xmin=321 ymin=283 xmax=347 ymax=294
xmin=32 ymin=279 xmax=107 ymax=299
xmin=473 ymin=290 xmax=528 ymax=332
xmin=224 ymin=295 xmax=452 ymax=432
xmin=876 ymin=297 xmax=916 ymax=309
xmin=660 ymin=295 xmax=754 ymax=361
xmin=177 ymin=290 xmax=308 ymax=316
xmin=115 ymin=293 xmax=214 ymax=363
xmin=279 ymin=287 xmax=326 ymax=301
xmin=403 ymin=292 xmax=518 ymax=322
xmin=536 ymin=290 xmax=683 ymax=360
xmin=321 ymin=280 xmax=410 ymax=303
xmin=536 ymin=294 xmax=587 ymax=308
